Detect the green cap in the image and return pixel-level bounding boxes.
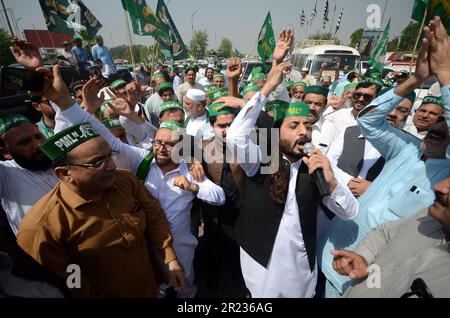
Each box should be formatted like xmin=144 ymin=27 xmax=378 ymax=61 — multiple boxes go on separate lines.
xmin=304 ymin=85 xmax=329 ymax=98
xmin=208 ymin=103 xmax=238 ymax=117
xmin=208 ymin=87 xmax=228 ymax=103
xmin=286 ymin=81 xmax=295 ymax=88
xmin=62 ymin=40 xmax=69 ymax=45
xmin=406 ymin=91 xmax=417 ymax=104
xmin=152 ymin=71 xmax=165 ymax=81
xmin=265 ymin=100 xmax=289 ymax=113
xmin=159 ymin=120 xmax=184 ymax=131
xmin=73 ymin=36 xmax=82 ymax=42
xmin=252 ymin=73 xmax=267 ymax=83
xmin=157 ymin=82 xmax=174 ymax=93
xmin=95 ymin=35 xmax=102 ymax=40
xmin=40 ymin=123 xmax=99 ymax=161
xmin=102 ymin=119 xmax=121 ymax=129
xmin=343 ymin=82 xmax=358 ymax=93
xmin=274 ymin=102 xmax=310 ymax=123
xmin=422 ymin=96 xmax=444 ymax=108
xmin=203 ymin=84 xmax=216 ymax=92
xmin=110 ymin=79 xmax=127 ymax=89
xmin=292 ymin=82 xmax=307 ymax=88
xmin=344 ymin=65 xmax=351 ymax=70
xmin=0 ymin=114 xmax=31 ymax=136
xmin=213 ymin=73 xmax=224 ymax=79
xmin=159 ymin=101 xmax=184 ymax=116
xmin=242 ymin=84 xmax=261 ymax=96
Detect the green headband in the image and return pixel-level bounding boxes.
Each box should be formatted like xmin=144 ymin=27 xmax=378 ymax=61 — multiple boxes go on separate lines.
xmin=152 ymin=71 xmax=165 ymax=81
xmin=274 ymin=102 xmax=310 ymax=122
xmin=157 ymin=82 xmax=174 ymax=93
xmin=213 ymin=73 xmax=224 ymax=79
xmin=422 ymin=96 xmax=444 ymax=108
xmin=0 ymin=114 xmax=31 ymax=135
xmin=159 ymin=120 xmax=184 ymax=131
xmin=343 ymin=82 xmax=358 ymax=93
xmin=406 ymin=91 xmax=417 ymax=104
xmin=252 ymin=73 xmax=267 ymax=83
xmin=242 ymin=84 xmax=261 ymax=96
xmin=208 ymin=87 xmax=228 ymax=103
xmin=251 ymin=67 xmax=263 ymax=76
xmin=361 ymin=77 xmax=384 ymax=89
xmin=40 ymin=123 xmax=99 ymax=161
xmin=286 ymin=81 xmax=295 ymax=88
xmin=102 ymin=119 xmax=122 ymax=129
xmin=209 ymin=102 xmax=238 ymax=117
xmin=110 ymin=79 xmax=127 ymax=89
xmin=304 ymin=85 xmax=329 ymax=98
xmin=292 ymin=82 xmax=307 ymax=89
xmin=159 ymin=101 xmax=184 ymax=116
xmin=265 ymin=100 xmax=289 ymax=113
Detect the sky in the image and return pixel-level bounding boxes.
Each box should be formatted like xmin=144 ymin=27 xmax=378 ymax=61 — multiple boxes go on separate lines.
xmin=2 ymin=0 xmax=417 ymax=53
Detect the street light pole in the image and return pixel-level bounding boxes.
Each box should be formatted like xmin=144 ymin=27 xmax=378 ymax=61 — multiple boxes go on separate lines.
xmin=191 ymin=10 xmax=198 ymax=35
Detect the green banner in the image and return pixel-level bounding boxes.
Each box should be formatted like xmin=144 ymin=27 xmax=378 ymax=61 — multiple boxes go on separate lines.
xmin=411 ymin=0 xmax=450 ymax=34
xmin=257 ymin=12 xmax=275 ymax=61
xmin=38 ymin=0 xmax=102 ymax=40
xmin=121 ymin=0 xmax=169 ymax=38
xmin=369 ymin=18 xmax=390 ymax=75
xmin=156 ymin=0 xmax=189 ymax=61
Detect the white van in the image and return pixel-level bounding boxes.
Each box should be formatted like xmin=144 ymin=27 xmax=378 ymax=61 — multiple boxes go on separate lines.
xmin=289 ymin=45 xmax=361 ymax=82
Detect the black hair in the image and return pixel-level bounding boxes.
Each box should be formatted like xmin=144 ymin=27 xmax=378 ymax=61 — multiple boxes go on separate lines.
xmin=356 ymin=82 xmax=382 ymax=94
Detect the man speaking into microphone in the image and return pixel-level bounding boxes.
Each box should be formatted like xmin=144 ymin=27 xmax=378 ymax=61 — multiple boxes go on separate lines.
xmin=224 ymin=39 xmax=359 ymax=297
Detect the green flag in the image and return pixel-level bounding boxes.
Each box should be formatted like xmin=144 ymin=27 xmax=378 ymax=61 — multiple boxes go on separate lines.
xmin=38 ymin=0 xmax=102 ymax=40
xmin=121 ymin=0 xmax=169 ymax=38
xmin=368 ymin=18 xmax=390 ymax=75
xmin=257 ymin=12 xmax=275 ymax=61
xmin=155 ymin=0 xmax=189 ymax=61
xmin=411 ymin=0 xmax=450 ymax=35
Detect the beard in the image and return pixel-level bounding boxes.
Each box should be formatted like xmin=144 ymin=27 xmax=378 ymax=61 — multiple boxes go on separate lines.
xmin=12 ymin=150 xmax=52 ymax=171
xmin=280 ymin=136 xmax=309 ymax=161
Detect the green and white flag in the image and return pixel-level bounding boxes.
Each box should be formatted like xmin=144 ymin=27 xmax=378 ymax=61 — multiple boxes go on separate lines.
xmin=411 ymin=0 xmax=450 ymax=35
xmin=257 ymin=12 xmax=275 ymax=61
xmin=121 ymin=0 xmax=169 ymax=38
xmin=156 ymin=0 xmax=189 ymax=60
xmin=38 ymin=0 xmax=102 ymax=40
xmin=368 ymin=18 xmax=390 ymax=75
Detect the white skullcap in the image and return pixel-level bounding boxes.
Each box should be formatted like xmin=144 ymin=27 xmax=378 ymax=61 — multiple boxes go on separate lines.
xmin=301 ymin=67 xmax=309 ymax=72
xmin=186 ymin=89 xmax=206 ymax=102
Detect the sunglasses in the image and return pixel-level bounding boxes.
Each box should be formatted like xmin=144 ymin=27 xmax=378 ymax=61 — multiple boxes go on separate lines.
xmin=353 ymin=92 xmax=375 ymax=102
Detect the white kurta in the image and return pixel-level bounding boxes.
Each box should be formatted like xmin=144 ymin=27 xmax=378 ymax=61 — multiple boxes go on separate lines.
xmin=55 ymin=104 xmax=226 ymax=298
xmin=311 ymin=116 xmax=338 ymax=155
xmin=0 ymin=160 xmax=58 ymax=235
xmin=185 ymin=113 xmax=214 ymax=140
xmin=327 ymin=108 xmax=357 ymax=136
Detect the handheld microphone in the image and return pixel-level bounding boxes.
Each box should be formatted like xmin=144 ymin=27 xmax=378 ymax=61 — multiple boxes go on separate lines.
xmin=303 ymin=143 xmax=331 ymax=197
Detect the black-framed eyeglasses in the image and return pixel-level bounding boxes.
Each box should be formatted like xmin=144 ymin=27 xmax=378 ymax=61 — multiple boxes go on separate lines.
xmin=153 ymin=140 xmax=177 ymax=150
xmin=353 ymin=92 xmax=375 ymax=102
xmin=66 ymin=151 xmax=119 ymax=170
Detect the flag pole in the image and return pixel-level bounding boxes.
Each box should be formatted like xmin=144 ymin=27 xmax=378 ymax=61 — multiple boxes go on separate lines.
xmin=124 ymin=11 xmax=136 ymax=66
xmin=408 ymin=5 xmax=428 ymax=75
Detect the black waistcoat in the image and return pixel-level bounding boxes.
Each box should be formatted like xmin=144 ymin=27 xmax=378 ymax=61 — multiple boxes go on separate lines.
xmin=235 ymin=159 xmax=321 ymax=272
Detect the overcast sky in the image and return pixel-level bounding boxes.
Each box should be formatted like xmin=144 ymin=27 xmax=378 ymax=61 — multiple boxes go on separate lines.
xmin=3 ymin=0 xmax=416 ymax=53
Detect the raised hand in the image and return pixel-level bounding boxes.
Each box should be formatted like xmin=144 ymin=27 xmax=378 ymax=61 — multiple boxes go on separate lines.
xmin=227 ymin=58 xmax=243 ymax=81
xmin=331 ymin=249 xmax=369 ymax=280
xmin=36 ymin=65 xmax=74 ymax=109
xmin=214 ymin=96 xmax=245 ymax=110
xmin=273 ymin=28 xmax=294 ymax=64
xmin=125 ymin=81 xmax=146 ymax=107
xmin=10 ymin=38 xmax=43 ymax=70
xmin=82 ymin=77 xmax=105 ymax=114
xmin=262 ymin=62 xmax=293 ymax=97
xmin=428 ymin=16 xmax=450 ymax=86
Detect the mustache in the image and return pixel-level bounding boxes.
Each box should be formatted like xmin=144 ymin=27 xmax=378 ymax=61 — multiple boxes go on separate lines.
xmin=435 ymin=191 xmax=448 ymax=207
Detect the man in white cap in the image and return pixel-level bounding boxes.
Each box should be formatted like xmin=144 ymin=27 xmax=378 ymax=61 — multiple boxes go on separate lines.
xmin=184 ymin=89 xmax=214 ymax=140
xmin=300 ymin=67 xmax=316 ymax=86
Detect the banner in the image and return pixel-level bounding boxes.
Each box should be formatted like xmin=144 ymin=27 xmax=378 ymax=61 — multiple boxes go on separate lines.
xmin=121 ymin=0 xmax=169 ymax=38
xmin=257 ymin=12 xmax=275 ymax=61
xmin=155 ymin=0 xmax=189 ymax=60
xmin=38 ymin=0 xmax=102 ymax=40
xmin=411 ymin=0 xmax=450 ymax=34
xmin=369 ymin=18 xmax=390 ymax=74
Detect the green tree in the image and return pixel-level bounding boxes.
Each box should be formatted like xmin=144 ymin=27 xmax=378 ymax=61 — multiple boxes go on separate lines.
xmin=397 ymin=22 xmax=420 ymax=52
xmin=218 ymin=37 xmax=233 ymax=58
xmin=349 ymin=28 xmax=364 ymax=48
xmin=0 ymin=28 xmax=15 ymax=66
xmin=189 ymin=30 xmax=208 ymax=59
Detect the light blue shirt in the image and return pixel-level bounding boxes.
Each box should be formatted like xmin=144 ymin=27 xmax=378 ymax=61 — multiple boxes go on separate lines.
xmin=71 ymin=45 xmax=91 ymax=72
xmin=91 ymin=44 xmax=117 ymax=73
xmin=319 ymin=84 xmax=450 ymax=295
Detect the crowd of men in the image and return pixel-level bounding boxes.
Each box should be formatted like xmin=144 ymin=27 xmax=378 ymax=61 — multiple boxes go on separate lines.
xmin=0 ymin=16 xmax=449 ymax=298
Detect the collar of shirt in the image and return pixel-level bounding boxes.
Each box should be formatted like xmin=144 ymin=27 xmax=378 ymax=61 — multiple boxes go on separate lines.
xmin=59 ymin=181 xmax=118 ymax=209
xmin=312 ymin=116 xmax=325 ymax=132
xmin=150 ymin=158 xmax=186 ymax=177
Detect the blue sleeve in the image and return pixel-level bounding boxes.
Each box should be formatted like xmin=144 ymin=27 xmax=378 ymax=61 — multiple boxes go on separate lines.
xmin=441 ymin=84 xmax=450 ymax=160
xmin=91 ymin=46 xmax=98 ymax=61
xmin=357 ymin=88 xmax=420 ymax=161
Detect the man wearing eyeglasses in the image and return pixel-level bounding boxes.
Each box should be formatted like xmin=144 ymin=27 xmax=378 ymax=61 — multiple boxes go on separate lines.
xmin=319 ymin=16 xmax=450 ymax=298
xmin=17 ymin=123 xmax=185 ymax=297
